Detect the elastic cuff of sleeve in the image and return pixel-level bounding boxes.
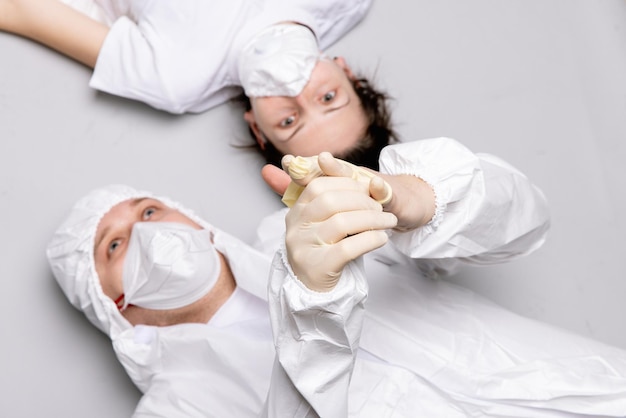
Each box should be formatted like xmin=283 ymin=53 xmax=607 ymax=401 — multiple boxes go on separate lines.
xmin=277 ymin=237 xmax=366 ymax=302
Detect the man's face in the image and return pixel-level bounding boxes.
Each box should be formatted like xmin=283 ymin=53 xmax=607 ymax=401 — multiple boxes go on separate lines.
xmin=93 ymin=198 xmax=201 ymax=303
xmin=245 ymin=57 xmax=368 ymax=157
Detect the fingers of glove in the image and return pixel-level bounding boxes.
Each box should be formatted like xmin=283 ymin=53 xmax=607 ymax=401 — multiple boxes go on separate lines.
xmin=327 ymin=230 xmax=391 ymax=266
xmin=314 ymin=210 xmax=398 ymax=245
xmin=282 ymin=173 xmax=368 ymax=209
xmin=280 ymin=155 xmax=326 ymax=208
xmin=318 ymin=153 xmax=393 ymax=205
xmin=282 ymin=155 xmax=323 ymax=186
xmin=296 ymin=176 xmax=369 ymax=206
xmin=283 ymin=152 xmax=364 ymax=187
xmin=296 ymin=189 xmax=383 ymax=225
xmin=318 ymin=151 xmax=357 ymax=178
xmin=287 ymin=193 xmax=380 ymax=232
xmin=281 ymin=154 xmax=294 ymax=172
xmin=369 ymin=175 xmax=393 ymax=206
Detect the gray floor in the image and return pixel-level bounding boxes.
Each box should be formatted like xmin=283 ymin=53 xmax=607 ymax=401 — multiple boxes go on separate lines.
xmin=1 ymin=0 xmax=625 ymax=416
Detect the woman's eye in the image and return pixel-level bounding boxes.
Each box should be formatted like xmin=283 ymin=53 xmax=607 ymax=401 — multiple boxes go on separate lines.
xmin=142 ymin=207 xmax=156 ymax=220
xmin=108 ymin=239 xmax=121 ymax=255
xmin=322 ymin=91 xmax=336 ymax=103
xmin=280 ymin=116 xmax=296 ymax=127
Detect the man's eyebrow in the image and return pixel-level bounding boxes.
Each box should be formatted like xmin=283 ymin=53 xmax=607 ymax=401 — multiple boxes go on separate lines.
xmin=285 ymin=97 xmax=352 ymax=142
xmin=93 ymin=198 xmax=149 ymax=252
xmin=130 ymin=197 xmax=149 ymax=207
xmin=94 ymin=225 xmax=110 ymax=254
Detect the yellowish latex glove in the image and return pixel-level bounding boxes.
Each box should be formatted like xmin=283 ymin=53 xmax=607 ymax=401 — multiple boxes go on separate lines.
xmin=281 ymin=152 xmax=436 ymax=232
xmin=285 ymin=175 xmax=398 ymax=292
xmin=281 ymin=153 xmax=393 ymax=208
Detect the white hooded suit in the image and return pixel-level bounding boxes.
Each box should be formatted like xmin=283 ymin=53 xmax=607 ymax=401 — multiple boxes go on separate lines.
xmin=47 ymin=138 xmax=626 ymax=417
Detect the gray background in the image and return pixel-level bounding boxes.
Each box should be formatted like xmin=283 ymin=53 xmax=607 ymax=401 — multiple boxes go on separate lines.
xmin=1 ymin=0 xmax=625 ymax=416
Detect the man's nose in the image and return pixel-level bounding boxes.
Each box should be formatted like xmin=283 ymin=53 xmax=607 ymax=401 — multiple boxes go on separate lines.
xmin=156 ymin=210 xmax=179 ymax=222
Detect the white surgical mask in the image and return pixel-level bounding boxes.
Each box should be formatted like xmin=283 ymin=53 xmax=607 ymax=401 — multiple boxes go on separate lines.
xmin=238 ymin=23 xmax=321 ymax=97
xmin=119 ymin=222 xmax=220 ymax=311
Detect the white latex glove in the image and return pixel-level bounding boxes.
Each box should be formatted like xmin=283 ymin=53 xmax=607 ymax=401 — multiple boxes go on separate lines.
xmin=285 ymin=176 xmax=398 ymax=292
xmin=283 ymin=152 xmax=435 ymax=232
xmin=281 ymin=153 xmax=392 ymax=208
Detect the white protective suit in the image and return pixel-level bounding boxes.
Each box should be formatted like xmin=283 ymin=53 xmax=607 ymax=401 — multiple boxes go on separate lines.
xmin=62 ymin=0 xmax=371 ymax=114
xmin=46 ymin=138 xmax=626 ymax=417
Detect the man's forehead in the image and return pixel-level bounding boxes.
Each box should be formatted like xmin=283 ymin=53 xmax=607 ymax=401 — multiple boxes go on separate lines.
xmin=118 ymin=197 xmax=163 ymax=210
xmin=95 ymin=198 xmax=158 ymax=239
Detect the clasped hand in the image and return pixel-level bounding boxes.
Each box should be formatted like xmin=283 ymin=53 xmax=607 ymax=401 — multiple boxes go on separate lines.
xmin=284 ymin=166 xmax=397 ymax=292
xmin=276 ymin=152 xmax=435 ymax=232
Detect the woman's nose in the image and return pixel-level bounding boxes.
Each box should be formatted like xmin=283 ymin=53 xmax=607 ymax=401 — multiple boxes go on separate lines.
xmin=293 ymin=91 xmax=308 ymax=107
xmin=294 ymin=78 xmax=317 ymax=106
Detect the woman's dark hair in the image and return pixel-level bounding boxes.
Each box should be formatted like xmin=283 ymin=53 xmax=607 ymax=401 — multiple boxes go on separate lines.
xmin=235 ymin=76 xmax=398 ymax=171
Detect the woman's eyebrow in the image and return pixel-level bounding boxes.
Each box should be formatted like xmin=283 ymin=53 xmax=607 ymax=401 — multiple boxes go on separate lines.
xmin=285 ymin=96 xmax=351 ymax=142
xmin=324 ymin=95 xmax=351 ymax=114
xmin=285 ymin=124 xmax=304 ymax=142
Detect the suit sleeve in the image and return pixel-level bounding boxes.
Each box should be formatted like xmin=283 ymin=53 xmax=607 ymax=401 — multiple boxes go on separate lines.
xmin=262 ymin=247 xmax=367 ymax=418
xmin=378 ymin=138 xmax=550 ymax=273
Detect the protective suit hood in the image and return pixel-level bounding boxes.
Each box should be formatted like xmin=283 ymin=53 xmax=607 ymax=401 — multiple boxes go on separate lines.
xmin=45 ymin=184 xmax=220 ymax=339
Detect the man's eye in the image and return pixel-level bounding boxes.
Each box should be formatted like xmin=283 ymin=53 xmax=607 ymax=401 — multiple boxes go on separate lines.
xmin=280 ymin=116 xmax=296 ymax=127
xmin=108 ymin=239 xmax=121 ymax=255
xmin=322 ymin=91 xmax=336 ymax=103
xmin=143 ymin=207 xmax=156 ymax=220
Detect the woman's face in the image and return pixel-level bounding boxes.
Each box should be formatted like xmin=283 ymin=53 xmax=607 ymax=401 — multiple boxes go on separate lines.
xmin=245 ymin=57 xmax=368 ymax=157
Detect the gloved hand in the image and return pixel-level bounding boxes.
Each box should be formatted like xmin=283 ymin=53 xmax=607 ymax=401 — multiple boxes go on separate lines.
xmin=285 ymin=175 xmax=398 ymax=292
xmin=281 ymin=153 xmax=392 ymax=207
xmin=282 ymin=152 xmax=435 ymax=232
